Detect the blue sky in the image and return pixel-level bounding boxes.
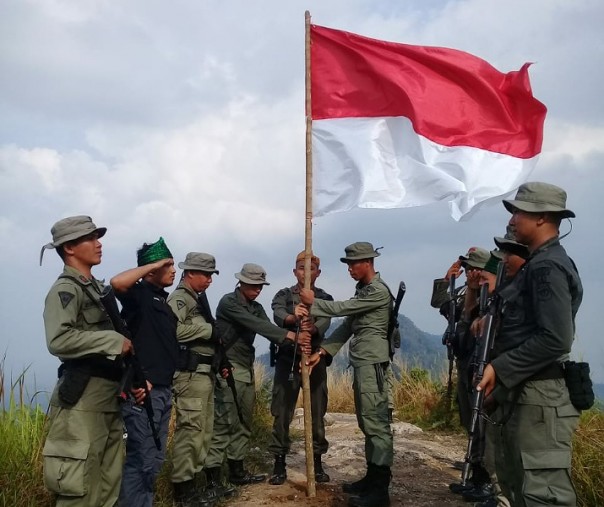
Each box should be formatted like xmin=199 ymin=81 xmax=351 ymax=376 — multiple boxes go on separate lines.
xmin=1 ymin=0 xmax=603 ymax=398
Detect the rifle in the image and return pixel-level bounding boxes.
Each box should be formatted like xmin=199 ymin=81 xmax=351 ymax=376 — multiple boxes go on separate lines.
xmin=442 ymin=275 xmax=457 ymax=415
xmin=387 ymin=281 xmax=406 ymax=359
xmin=99 ymin=286 xmax=161 ymax=451
xmin=460 ymin=263 xmax=504 ymax=486
xmin=214 ymin=319 xmax=245 ymax=424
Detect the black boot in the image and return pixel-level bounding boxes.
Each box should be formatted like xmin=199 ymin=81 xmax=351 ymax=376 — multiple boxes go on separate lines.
xmin=227 ymin=459 xmax=266 ymax=485
xmin=342 ymin=463 xmax=373 ymax=495
xmin=314 ymin=455 xmax=330 ymax=483
xmin=347 ymin=465 xmax=391 ymax=507
xmin=269 ymin=454 xmax=287 ymax=485
xmin=173 ymin=480 xmax=214 ymax=507
xmin=204 ymin=467 xmax=236 ymax=499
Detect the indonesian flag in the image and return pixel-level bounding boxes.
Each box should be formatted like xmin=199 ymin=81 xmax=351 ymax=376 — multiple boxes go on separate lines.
xmin=310 ymin=25 xmax=547 ymax=220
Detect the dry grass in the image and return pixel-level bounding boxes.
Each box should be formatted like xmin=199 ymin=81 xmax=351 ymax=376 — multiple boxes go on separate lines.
xmin=573 ymin=409 xmax=604 ymax=507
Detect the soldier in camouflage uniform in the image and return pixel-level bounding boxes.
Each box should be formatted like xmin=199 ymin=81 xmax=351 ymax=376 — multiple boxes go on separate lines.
xmin=478 ymin=182 xmax=583 ymax=507
xmin=40 ymin=216 xmax=139 ymax=507
xmin=204 ymin=263 xmax=311 ymax=486
xmin=301 ymin=242 xmax=393 ymax=507
xmin=168 ymin=252 xmax=226 ymax=507
xmin=268 ymin=251 xmax=333 ymax=485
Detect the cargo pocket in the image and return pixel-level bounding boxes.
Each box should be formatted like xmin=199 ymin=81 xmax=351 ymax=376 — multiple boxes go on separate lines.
xmin=521 ymin=449 xmax=573 ymax=506
xmin=43 ymin=439 xmax=90 ymax=496
xmin=176 ymin=397 xmax=204 ymax=431
xmin=555 ymin=404 xmax=580 ymax=443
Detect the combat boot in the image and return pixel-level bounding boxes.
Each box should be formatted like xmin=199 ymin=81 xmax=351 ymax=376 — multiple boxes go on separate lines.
xmin=342 ymin=463 xmax=373 ymax=495
xmin=172 ymin=480 xmax=214 ymax=507
xmin=314 ymin=454 xmax=330 ymax=483
xmin=347 ymin=465 xmax=391 ymax=507
xmin=227 ymin=459 xmax=266 ymax=485
xmin=268 ymin=454 xmax=287 ymax=485
xmin=204 ymin=467 xmax=236 ymax=499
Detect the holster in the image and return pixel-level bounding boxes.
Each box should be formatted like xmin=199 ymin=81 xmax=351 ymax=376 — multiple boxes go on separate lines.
xmin=58 ymin=366 xmax=91 ymax=406
xmin=177 ymin=345 xmax=213 ymax=372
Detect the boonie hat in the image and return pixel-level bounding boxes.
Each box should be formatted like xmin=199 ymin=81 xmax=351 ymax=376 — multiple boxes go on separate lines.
xmin=295 ymin=250 xmax=320 ymax=267
xmin=459 ymin=247 xmax=490 ymax=270
xmin=235 ymin=263 xmax=270 ymax=285
xmin=340 ymin=242 xmax=381 ymax=263
xmin=179 ymin=252 xmax=219 ymax=274
xmin=503 ymin=182 xmax=575 ymax=218
xmin=494 ymin=226 xmax=529 ymax=259
xmin=40 ymin=215 xmax=106 ymax=265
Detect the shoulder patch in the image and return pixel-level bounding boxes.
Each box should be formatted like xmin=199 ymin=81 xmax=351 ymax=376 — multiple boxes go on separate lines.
xmin=176 ymin=300 xmax=186 ymax=310
xmin=58 ymin=291 xmax=75 ymax=308
xmin=533 ymin=266 xmax=552 ymax=302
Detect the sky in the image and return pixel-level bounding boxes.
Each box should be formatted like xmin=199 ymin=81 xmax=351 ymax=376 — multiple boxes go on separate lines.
xmin=1 ymin=0 xmax=603 ymax=401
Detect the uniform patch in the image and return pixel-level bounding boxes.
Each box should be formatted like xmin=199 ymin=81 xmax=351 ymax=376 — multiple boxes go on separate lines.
xmin=533 ymin=266 xmax=552 ymax=302
xmin=58 ymin=291 xmax=75 ymax=308
xmin=176 ymin=300 xmax=186 ymax=310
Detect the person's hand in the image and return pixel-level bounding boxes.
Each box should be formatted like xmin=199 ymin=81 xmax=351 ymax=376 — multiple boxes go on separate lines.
xmin=297 ymin=331 xmax=312 ymax=355
xmin=220 ymin=367 xmax=230 ymax=379
xmin=121 ymin=338 xmax=134 ymax=356
xmin=445 ymin=260 xmax=463 ymax=281
xmin=476 ymin=364 xmax=497 ymax=397
xmin=152 ymin=258 xmax=174 ymax=270
xmin=300 ymin=318 xmax=316 ymax=334
xmin=470 ymin=316 xmax=486 ymax=337
xmin=131 ymin=381 xmax=151 ymax=405
xmin=294 ymin=303 xmax=309 ymax=319
xmin=299 ymin=288 xmax=315 ymax=306
xmin=304 ymin=351 xmax=322 ymax=374
xmin=467 ymin=269 xmax=481 ymax=290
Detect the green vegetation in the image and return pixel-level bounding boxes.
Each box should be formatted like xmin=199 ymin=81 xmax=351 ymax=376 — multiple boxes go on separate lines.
xmin=1 ymin=359 xmax=602 ymax=507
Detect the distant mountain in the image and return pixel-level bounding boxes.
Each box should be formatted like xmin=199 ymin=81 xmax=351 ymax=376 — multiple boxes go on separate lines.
xmin=257 ymin=313 xmax=448 ymax=379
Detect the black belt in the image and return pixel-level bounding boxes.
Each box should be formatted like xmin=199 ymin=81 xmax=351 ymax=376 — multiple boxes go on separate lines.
xmin=529 ymin=362 xmax=564 ymax=381
xmin=192 ymin=353 xmax=213 ymax=366
xmin=59 ymin=359 xmax=122 ymax=382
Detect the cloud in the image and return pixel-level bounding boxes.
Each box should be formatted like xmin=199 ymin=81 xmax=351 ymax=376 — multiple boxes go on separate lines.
xmin=2 ymin=0 xmax=604 ymax=387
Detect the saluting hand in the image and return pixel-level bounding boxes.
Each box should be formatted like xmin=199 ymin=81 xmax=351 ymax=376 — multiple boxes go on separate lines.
xmin=445 ymin=260 xmax=463 ymax=281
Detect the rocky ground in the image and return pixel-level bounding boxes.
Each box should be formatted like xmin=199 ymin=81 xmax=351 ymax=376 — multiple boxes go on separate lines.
xmin=224 ymin=411 xmax=468 ymax=506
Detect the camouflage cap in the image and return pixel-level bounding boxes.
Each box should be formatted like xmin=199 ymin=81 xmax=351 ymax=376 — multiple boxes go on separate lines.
xmin=503 ymin=182 xmax=575 ymax=218
xmin=295 ymin=250 xmax=320 ymax=267
xmin=235 ymin=263 xmax=270 ymax=285
xmin=494 ymin=225 xmax=529 ymax=259
xmin=178 ymin=252 xmax=219 ymax=274
xmin=40 ymin=215 xmax=106 ymax=266
xmin=340 ymin=242 xmax=381 ymax=263
xmin=459 ymin=247 xmax=490 ymax=269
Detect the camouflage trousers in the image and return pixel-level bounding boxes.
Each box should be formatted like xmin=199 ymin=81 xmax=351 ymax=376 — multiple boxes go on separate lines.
xmin=171 ymin=370 xmax=215 ymax=483
xmin=494 ymin=378 xmax=580 ymax=507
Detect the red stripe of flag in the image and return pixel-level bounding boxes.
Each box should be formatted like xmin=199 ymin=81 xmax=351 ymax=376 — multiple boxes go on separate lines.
xmin=310 ymin=24 xmax=547 ymax=159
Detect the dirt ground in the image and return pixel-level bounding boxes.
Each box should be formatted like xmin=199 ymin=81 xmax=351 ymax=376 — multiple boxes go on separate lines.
xmin=224 ymin=412 xmax=468 ymax=507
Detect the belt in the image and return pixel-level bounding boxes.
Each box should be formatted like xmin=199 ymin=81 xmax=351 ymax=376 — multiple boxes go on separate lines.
xmin=528 ymin=362 xmax=565 ymax=381
xmin=59 ymin=359 xmax=122 ymax=382
xmin=191 ymin=352 xmax=213 ymax=366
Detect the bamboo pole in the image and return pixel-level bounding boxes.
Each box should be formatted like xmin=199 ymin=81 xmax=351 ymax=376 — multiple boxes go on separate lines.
xmin=301 ymin=9 xmax=316 ymax=498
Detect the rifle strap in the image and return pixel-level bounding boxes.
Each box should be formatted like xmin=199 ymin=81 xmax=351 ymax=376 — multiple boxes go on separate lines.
xmin=58 ymin=274 xmax=104 ymax=309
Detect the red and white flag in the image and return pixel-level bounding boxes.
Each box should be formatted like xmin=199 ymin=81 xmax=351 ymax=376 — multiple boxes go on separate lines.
xmin=310 ymin=25 xmax=547 ymax=220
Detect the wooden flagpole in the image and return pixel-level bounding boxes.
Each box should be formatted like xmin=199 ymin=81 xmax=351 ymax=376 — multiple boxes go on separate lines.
xmin=302 ymin=9 xmax=316 ymax=498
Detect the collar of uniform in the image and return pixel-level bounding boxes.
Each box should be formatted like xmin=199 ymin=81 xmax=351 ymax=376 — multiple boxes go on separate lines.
xmin=63 ymin=265 xmax=94 ymax=286
xmin=140 ymin=279 xmax=169 ymax=298
xmin=177 ymin=280 xmax=199 ymax=300
xmin=355 ymin=271 xmax=381 ymax=290
xmin=527 ymin=236 xmax=560 ymax=260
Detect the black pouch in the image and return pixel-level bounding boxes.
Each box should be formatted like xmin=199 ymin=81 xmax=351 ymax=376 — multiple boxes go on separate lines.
xmin=58 ymin=367 xmax=91 ymax=406
xmin=563 ymin=361 xmax=595 ymax=411
xmin=177 ymin=345 xmax=196 ymax=371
